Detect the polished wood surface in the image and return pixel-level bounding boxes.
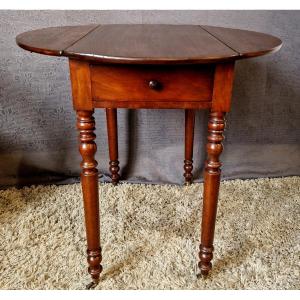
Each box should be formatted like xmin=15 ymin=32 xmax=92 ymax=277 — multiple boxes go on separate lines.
xmin=16 ymin=25 xmax=98 ymax=56
xmin=91 ymin=64 xmax=214 ymax=102
xmin=77 ymin=110 xmax=102 ymax=284
xmin=16 ymin=24 xmax=282 ymax=64
xmin=69 ymin=59 xmax=93 ymax=110
xmin=199 ymin=111 xmax=225 ymax=275
xmin=16 ymin=24 xmax=282 ymax=286
xmin=212 ymin=62 xmax=235 ymax=112
xmin=93 ymin=100 xmax=212 ymax=110
xmin=65 ymin=24 xmax=237 ymax=64
xmin=202 ymin=25 xmax=282 ymax=58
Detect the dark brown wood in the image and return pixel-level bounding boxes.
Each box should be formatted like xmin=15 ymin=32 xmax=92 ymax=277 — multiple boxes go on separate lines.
xmin=91 ymin=64 xmax=214 ymax=102
xmin=184 ymin=109 xmax=195 ymax=185
xmin=201 ymin=25 xmax=282 ymax=59
xmin=16 ymin=25 xmax=99 ymax=56
xmin=16 ymin=24 xmax=282 ymax=65
xmin=69 ymin=59 xmax=93 ymax=111
xmin=77 ymin=110 xmax=102 ymax=284
xmin=212 ymin=62 xmax=235 ymax=112
xmin=106 ymin=108 xmax=120 ymax=185
xmin=93 ymin=100 xmax=212 ymax=110
xmin=65 ymin=24 xmax=237 ymax=64
xmin=199 ymin=111 xmax=225 ymax=275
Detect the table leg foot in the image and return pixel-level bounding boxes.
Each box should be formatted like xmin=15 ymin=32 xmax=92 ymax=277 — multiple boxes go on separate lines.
xmin=86 ymin=281 xmax=98 ymax=290
xmin=184 ymin=159 xmax=193 ymax=185
xmin=198 ymin=245 xmax=213 ymax=275
xmin=109 ymin=160 xmax=120 ymax=185
xmin=87 ymin=248 xmax=103 ymax=283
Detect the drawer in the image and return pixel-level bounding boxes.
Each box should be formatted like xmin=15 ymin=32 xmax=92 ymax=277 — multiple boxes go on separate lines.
xmin=90 ymin=64 xmax=214 ymax=102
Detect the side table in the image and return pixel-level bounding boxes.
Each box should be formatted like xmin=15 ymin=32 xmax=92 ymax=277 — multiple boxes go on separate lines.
xmin=16 ymin=24 xmax=282 ymax=287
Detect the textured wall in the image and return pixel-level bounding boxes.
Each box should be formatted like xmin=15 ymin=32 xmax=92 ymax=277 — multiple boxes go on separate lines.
xmin=0 ymin=10 xmax=299 ymax=187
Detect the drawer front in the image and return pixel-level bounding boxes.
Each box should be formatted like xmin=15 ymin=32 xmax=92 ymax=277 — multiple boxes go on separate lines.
xmin=90 ymin=64 xmax=214 ymax=102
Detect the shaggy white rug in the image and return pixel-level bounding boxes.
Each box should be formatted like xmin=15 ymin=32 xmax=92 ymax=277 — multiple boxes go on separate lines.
xmin=0 ymin=177 xmax=299 ymax=289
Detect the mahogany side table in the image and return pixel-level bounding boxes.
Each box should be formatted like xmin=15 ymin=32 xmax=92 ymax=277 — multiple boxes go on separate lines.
xmin=16 ymin=24 xmax=282 ymax=287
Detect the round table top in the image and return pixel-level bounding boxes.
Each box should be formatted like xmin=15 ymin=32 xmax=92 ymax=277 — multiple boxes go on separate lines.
xmin=16 ymin=24 xmax=282 ymax=65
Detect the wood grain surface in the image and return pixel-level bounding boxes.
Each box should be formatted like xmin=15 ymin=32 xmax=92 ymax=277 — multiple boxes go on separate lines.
xmin=16 ymin=24 xmax=282 ymax=64
xmin=16 ymin=25 xmax=99 ymax=56
xmin=202 ymin=25 xmax=282 ymax=58
xmin=90 ymin=64 xmax=214 ymax=102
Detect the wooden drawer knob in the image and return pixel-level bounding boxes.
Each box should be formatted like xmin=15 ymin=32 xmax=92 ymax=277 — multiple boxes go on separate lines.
xmin=148 ymin=80 xmax=162 ymax=90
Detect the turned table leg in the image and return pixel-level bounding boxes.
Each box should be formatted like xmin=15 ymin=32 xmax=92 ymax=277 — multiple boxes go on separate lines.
xmin=77 ymin=110 xmax=102 ymax=285
xmin=106 ymin=108 xmax=120 ymax=185
xmin=184 ymin=109 xmax=195 ymax=185
xmin=199 ymin=111 xmax=225 ymax=275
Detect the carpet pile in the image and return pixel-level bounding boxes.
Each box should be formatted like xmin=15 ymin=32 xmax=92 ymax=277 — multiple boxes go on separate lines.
xmin=0 ymin=177 xmax=299 ymax=289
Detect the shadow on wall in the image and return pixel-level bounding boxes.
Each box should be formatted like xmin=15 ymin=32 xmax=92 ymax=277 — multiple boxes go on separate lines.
xmin=121 ymin=109 xmax=137 ymax=180
xmin=15 ymin=153 xmax=76 ymax=189
xmin=0 ymin=138 xmax=79 ymax=188
xmin=193 ymin=110 xmax=208 ymax=182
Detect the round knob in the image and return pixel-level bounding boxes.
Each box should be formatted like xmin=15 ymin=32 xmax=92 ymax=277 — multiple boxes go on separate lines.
xmin=148 ymin=80 xmax=162 ymax=90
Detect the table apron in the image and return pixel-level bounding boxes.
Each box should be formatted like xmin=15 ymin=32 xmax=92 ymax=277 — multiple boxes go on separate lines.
xmin=69 ymin=59 xmax=235 ymax=113
xmin=92 ymin=100 xmax=212 ymax=109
